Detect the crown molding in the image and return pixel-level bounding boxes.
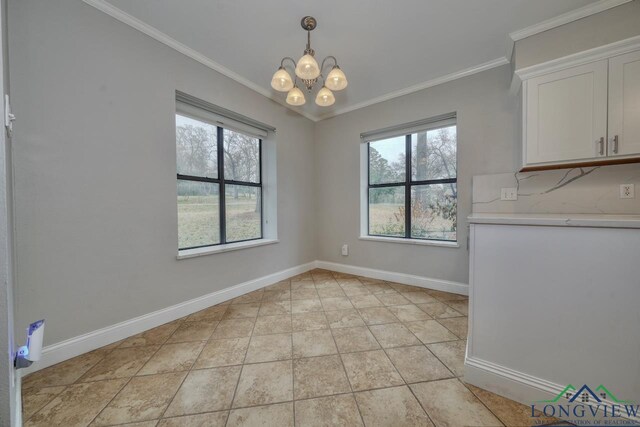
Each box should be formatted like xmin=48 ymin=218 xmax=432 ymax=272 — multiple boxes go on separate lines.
xmin=81 ymin=0 xmax=320 ymax=122
xmin=83 ymin=0 xmax=622 ymax=122
xmin=509 ymin=0 xmax=632 ymax=42
xmin=515 ymin=34 xmax=640 ymax=81
xmin=508 ymin=34 xmax=640 ymax=97
xmin=315 ymin=57 xmax=509 ymax=121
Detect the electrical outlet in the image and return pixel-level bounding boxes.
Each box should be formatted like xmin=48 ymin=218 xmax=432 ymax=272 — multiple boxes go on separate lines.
xmin=620 ymin=184 xmax=635 ymax=199
xmin=500 ymin=187 xmax=518 ymax=201
xmin=341 ymin=244 xmax=349 ymax=256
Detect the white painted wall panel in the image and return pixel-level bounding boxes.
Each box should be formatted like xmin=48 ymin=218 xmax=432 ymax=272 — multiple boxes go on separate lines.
xmin=469 ymin=223 xmax=640 ymax=401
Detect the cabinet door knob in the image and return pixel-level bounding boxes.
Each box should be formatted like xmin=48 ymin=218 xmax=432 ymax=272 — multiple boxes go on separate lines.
xmin=597 ymin=137 xmax=605 ymax=155
xmin=613 ymin=135 xmax=619 ymax=154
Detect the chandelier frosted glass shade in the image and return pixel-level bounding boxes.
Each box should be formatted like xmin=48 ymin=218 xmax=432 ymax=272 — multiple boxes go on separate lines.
xmin=325 ymin=66 xmax=348 ymax=91
xmin=315 ymin=86 xmax=335 ymax=106
xmin=295 ymin=54 xmax=321 ymax=80
xmin=286 ymin=86 xmax=306 ymax=106
xmin=271 ymin=67 xmax=294 ymax=92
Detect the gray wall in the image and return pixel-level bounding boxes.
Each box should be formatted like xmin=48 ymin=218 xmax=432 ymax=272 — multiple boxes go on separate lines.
xmin=9 ymin=0 xmax=316 ymax=345
xmin=314 ymin=65 xmax=519 ymax=285
xmin=514 ymin=1 xmax=640 ymax=70
xmin=11 ymin=0 xmax=635 ymax=351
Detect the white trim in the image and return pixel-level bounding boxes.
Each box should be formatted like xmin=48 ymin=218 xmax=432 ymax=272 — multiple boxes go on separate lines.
xmin=80 ymin=0 xmax=633 ymax=122
xmin=82 ymin=0 xmax=507 ymax=123
xmin=22 ymin=261 xmax=316 ymax=375
xmin=315 ymin=260 xmax=468 ymax=295
xmin=465 ymin=356 xmax=640 ymax=424
xmin=515 ymin=35 xmax=640 ymax=81
xmin=23 ymin=259 xmax=469 ymax=375
xmin=359 ymin=144 xmax=368 ymax=237
xmin=177 ymin=239 xmax=279 ymax=259
xmin=509 ymin=0 xmax=632 ymax=42
xmin=508 ymin=72 xmax=522 ymax=97
xmin=465 ymin=356 xmax=566 ymax=405
xmin=510 ymin=35 xmax=640 ymax=101
xmin=360 ymin=115 xmax=457 ymax=143
xmin=316 ymin=58 xmax=509 ymax=121
xmin=358 ymin=236 xmax=459 ymax=248
xmin=81 ymin=0 xmax=318 ymax=123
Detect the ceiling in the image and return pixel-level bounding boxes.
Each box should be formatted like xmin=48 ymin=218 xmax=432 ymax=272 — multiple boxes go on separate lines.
xmin=98 ymin=0 xmax=602 ymax=120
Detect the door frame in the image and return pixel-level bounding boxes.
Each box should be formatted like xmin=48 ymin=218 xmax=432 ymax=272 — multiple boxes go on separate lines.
xmin=0 ymin=0 xmax=18 ymax=424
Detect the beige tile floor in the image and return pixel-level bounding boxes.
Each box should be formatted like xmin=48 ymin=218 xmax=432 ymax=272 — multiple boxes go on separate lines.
xmin=21 ymin=269 xmax=562 ymax=426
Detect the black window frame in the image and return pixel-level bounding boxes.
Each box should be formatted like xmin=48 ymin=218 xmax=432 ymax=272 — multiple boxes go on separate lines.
xmin=177 ymin=121 xmax=263 ymax=251
xmin=367 ymin=126 xmax=457 ymax=242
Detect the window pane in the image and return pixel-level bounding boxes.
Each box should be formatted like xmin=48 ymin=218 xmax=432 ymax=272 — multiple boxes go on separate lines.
xmin=177 ymin=180 xmax=220 ymax=249
xmin=225 ymin=185 xmax=261 ymax=242
xmin=411 ymin=183 xmax=457 ymax=241
xmin=369 ymin=186 xmax=405 ymax=237
xmin=368 ymin=136 xmax=406 ymax=184
xmin=176 ymin=114 xmax=218 ymax=178
xmin=223 ymin=129 xmax=260 ymax=183
xmin=411 ymin=125 xmax=457 ymax=181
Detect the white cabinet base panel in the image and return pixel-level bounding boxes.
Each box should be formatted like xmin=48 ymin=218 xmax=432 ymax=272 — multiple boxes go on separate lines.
xmin=466 ymin=222 xmax=640 ymax=424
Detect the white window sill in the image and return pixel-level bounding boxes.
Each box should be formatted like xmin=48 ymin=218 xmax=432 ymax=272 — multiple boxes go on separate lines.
xmin=358 ymin=235 xmax=459 ymax=248
xmin=177 ymin=238 xmax=279 ymax=259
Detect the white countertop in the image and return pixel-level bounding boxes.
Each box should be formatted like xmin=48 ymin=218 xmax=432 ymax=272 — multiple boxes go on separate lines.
xmin=467 ymin=213 xmax=640 ymax=229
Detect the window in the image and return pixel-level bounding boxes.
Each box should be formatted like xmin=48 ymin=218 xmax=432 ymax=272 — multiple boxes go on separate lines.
xmin=365 ymin=118 xmax=457 ymax=242
xmin=176 ymin=93 xmax=274 ymax=252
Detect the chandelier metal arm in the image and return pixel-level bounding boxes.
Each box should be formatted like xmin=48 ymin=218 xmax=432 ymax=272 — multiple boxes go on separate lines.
xmin=279 ymin=56 xmax=297 ymax=76
xmin=280 ymin=57 xmax=296 ymax=68
xmin=320 ymin=56 xmax=338 ymax=78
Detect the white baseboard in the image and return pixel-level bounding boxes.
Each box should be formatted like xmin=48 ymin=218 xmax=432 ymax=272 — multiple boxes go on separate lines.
xmin=465 ymin=356 xmax=640 ymax=425
xmin=25 ymin=260 xmax=467 ymax=375
xmin=465 ymin=356 xmax=564 ymax=406
xmin=23 ymin=261 xmax=316 ymax=375
xmin=315 ymin=260 xmax=468 ymax=295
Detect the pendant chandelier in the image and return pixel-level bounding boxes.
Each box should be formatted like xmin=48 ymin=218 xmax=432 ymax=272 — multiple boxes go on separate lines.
xmin=271 ymin=16 xmax=348 ymax=107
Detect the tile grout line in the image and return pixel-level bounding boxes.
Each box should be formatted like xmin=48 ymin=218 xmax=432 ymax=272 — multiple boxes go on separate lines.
xmin=327 ymin=272 xmax=368 ymax=427
xmin=421 ymin=343 xmax=459 ymax=379
xmin=432 ymin=314 xmax=467 ymax=340
xmin=24 ymin=321 xmax=184 ymax=424
xmin=155 ymin=330 xmax=212 ymax=422
xmin=350 ymin=291 xmax=427 ymax=426
xmin=223 ymin=292 xmax=262 ymax=427
xmin=457 ymin=377 xmax=507 ymax=426
xmin=350 ymin=273 xmax=457 ymax=426
xmin=227 ymin=273 xmax=460 ymax=418
xmin=85 ymin=330 xmax=177 ymax=426
xmin=22 ymin=337 xmax=121 ymax=423
xmin=406 ymin=382 xmax=438 ymax=427
xmin=22 ymin=270 xmax=472 ymax=425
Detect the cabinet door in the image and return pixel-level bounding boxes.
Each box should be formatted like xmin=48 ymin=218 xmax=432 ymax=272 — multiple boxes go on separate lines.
xmin=608 ymin=50 xmax=640 ymax=157
xmin=525 ymin=60 xmax=608 ymax=166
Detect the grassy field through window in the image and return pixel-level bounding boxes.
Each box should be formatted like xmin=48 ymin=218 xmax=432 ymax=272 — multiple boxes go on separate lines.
xmin=369 ymin=202 xmax=456 ymax=241
xmin=178 ymin=193 xmax=260 ymax=249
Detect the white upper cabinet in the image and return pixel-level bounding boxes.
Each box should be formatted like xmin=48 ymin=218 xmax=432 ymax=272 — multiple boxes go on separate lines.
xmin=608 ymin=50 xmax=640 ymax=157
xmin=519 ymin=42 xmax=640 ymax=170
xmin=524 ymin=60 xmax=608 ymax=166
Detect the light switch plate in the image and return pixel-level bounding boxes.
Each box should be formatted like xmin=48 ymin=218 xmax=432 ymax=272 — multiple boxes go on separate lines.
xmin=620 ymin=184 xmax=635 ymax=199
xmin=501 ymin=188 xmax=518 ymax=201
